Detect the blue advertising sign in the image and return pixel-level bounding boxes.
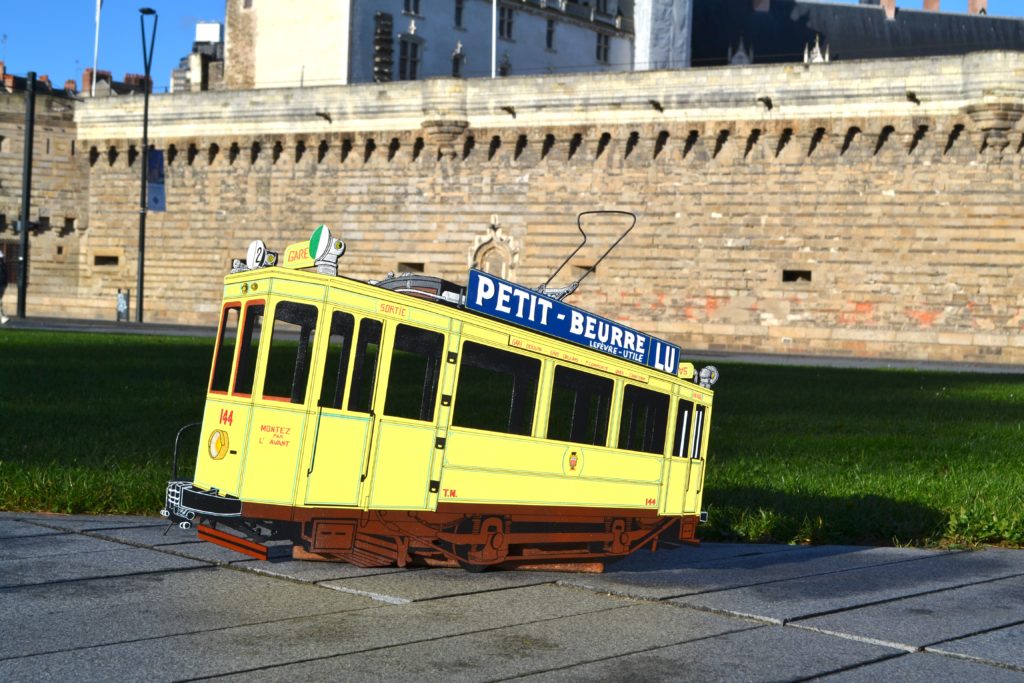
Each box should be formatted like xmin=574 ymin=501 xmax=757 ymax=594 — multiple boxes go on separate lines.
xmin=147 ymin=149 xmax=166 ymax=212
xmin=465 ymin=269 xmax=680 ymax=375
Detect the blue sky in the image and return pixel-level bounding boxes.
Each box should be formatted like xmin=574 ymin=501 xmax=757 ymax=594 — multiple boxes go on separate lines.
xmin=0 ymin=0 xmax=1021 ymax=92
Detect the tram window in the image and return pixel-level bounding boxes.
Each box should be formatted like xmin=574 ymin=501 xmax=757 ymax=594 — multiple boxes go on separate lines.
xmin=384 ymin=324 xmax=444 ymax=422
xmin=690 ymin=404 xmax=707 ymax=460
xmin=348 ymin=319 xmax=383 ymax=413
xmin=618 ymin=384 xmax=670 ymax=455
xmin=209 ymin=305 xmax=240 ymax=393
xmin=673 ymin=400 xmax=694 ymax=457
xmin=547 ymin=365 xmax=613 ymax=446
xmin=233 ymin=303 xmax=265 ymax=396
xmin=452 ymin=341 xmax=540 ymax=436
xmin=318 ymin=311 xmax=355 ymax=410
xmin=261 ymin=302 xmax=319 ymax=404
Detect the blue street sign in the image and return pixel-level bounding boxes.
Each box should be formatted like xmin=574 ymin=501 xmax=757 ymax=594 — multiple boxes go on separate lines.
xmin=465 ymin=269 xmax=680 ymax=375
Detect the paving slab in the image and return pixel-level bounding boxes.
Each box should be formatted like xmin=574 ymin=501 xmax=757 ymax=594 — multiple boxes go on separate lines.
xmin=240 ymin=558 xmax=407 ymax=584
xmin=508 ymin=623 xmax=902 ymax=683
xmin=0 ymin=519 xmax=65 ymax=539
xmin=560 ymin=545 xmax=941 ymax=601
xmin=85 ymin=523 xmax=200 ymax=547
xmin=795 ymin=574 xmax=1024 ymax=650
xmin=814 ymin=652 xmax=1024 ymax=682
xmin=0 ymin=566 xmax=374 ymax=659
xmin=0 ymin=546 xmax=207 ymax=588
xmin=319 ymin=567 xmax=557 ymax=603
xmin=0 ymin=584 xmax=628 ymax=682
xmin=212 ymin=602 xmax=756 ymax=682
xmin=673 ymin=548 xmax=1024 ymax=624
xmin=2 ymin=532 xmax=130 ymax=560
xmin=153 ymin=541 xmax=268 ymax=564
xmin=928 ymin=623 xmax=1024 ymax=671
xmin=9 ymin=513 xmax=167 ymax=532
xmin=611 ymin=542 xmax=802 ymax=569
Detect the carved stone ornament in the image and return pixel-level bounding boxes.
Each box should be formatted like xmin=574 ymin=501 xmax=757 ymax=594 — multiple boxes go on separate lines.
xmin=964 ymin=92 xmax=1024 ymax=155
xmin=470 ymin=219 xmax=520 ymax=280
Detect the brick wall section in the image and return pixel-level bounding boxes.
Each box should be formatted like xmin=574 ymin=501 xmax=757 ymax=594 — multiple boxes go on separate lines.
xmin=34 ymin=52 xmax=1024 ymax=362
xmin=0 ymin=91 xmax=86 ymax=313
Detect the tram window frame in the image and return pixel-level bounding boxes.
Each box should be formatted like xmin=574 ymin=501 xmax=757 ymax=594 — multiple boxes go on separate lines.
xmin=547 ymin=365 xmax=613 ymax=447
xmin=347 ymin=318 xmax=383 ymax=414
xmin=260 ymin=301 xmax=319 ymax=405
xmin=690 ymin=404 xmax=708 ymax=460
xmin=383 ymin=324 xmax=445 ymax=422
xmin=318 ymin=310 xmax=356 ymax=410
xmin=617 ymin=384 xmax=670 ymax=455
xmin=233 ymin=301 xmax=265 ymax=397
xmin=452 ymin=341 xmax=540 ymax=436
xmin=209 ymin=303 xmax=240 ymax=394
xmin=673 ymin=399 xmax=695 ymax=458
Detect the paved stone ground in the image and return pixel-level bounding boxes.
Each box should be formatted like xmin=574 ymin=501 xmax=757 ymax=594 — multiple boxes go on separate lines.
xmin=2 ymin=513 xmax=1023 ymax=681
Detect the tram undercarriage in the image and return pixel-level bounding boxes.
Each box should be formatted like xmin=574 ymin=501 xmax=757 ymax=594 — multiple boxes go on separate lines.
xmin=188 ymin=502 xmax=701 ymax=571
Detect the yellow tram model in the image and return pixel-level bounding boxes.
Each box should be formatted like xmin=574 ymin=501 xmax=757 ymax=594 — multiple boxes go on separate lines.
xmin=163 ymin=215 xmax=718 ymax=570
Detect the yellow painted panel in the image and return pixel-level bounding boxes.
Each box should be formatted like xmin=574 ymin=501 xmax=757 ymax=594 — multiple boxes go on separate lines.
xmin=683 ymin=460 xmax=706 ymax=513
xmin=444 ymin=429 xmax=661 ymax=484
xmin=580 ymin=446 xmax=663 ymax=483
xmin=304 ymin=412 xmax=372 ymax=506
xmin=367 ymin=421 xmax=435 ymax=510
xmin=408 ymin=306 xmax=453 ymax=331
xmin=662 ymin=458 xmax=688 ymax=516
xmin=439 ymin=467 xmax=660 ymax=510
xmin=268 ymin=278 xmax=325 ymax=302
xmin=239 ymin=406 xmax=308 ymax=504
xmin=326 ymin=286 xmax=377 ymax=313
xmin=445 ymin=429 xmax=564 ymax=476
xmin=193 ymin=398 xmax=251 ymax=497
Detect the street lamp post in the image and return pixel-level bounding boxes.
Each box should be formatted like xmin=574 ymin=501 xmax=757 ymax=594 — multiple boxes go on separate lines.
xmin=137 ymin=7 xmax=157 ymax=323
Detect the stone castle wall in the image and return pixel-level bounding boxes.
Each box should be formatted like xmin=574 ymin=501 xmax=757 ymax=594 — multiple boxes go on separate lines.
xmin=14 ymin=52 xmax=1024 ymax=362
xmin=0 ymin=92 xmax=86 ymax=312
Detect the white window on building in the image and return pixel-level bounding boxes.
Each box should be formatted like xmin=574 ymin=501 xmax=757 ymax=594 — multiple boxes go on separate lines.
xmin=399 ymin=37 xmax=422 ymax=80
xmin=499 ymin=7 xmax=514 ymax=40
xmin=596 ymin=33 xmax=610 ymax=64
xmin=454 ymin=0 xmax=464 ymax=28
xmin=546 ymin=19 xmax=556 ymax=50
xmin=404 ymin=0 xmax=420 ymax=15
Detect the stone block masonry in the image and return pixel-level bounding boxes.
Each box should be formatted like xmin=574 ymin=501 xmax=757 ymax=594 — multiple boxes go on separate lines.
xmin=19 ymin=51 xmax=1024 ymax=362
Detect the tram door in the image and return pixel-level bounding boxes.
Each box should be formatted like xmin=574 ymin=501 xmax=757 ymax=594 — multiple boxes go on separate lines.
xmin=364 ymin=323 xmax=447 ymax=510
xmin=663 ymin=399 xmax=707 ymax=515
xmin=682 ymin=403 xmax=709 ymax=513
xmin=239 ymin=301 xmax=319 ymax=505
xmin=305 ymin=312 xmax=381 ymax=507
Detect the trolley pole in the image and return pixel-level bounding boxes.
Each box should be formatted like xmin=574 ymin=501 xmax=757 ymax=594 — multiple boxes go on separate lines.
xmin=136 ymin=7 xmax=157 ymax=323
xmin=17 ymin=71 xmax=36 ymax=320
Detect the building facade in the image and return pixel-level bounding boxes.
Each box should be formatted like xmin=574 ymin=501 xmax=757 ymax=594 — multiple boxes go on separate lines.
xmin=223 ymin=0 xmax=638 ymax=88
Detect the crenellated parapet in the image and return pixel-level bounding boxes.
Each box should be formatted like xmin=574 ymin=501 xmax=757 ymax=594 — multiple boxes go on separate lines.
xmin=19 ymin=50 xmax=1024 ymax=362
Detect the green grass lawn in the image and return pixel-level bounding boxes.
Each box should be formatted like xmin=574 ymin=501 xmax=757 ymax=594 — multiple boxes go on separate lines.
xmin=1 ymin=328 xmax=1021 ymax=547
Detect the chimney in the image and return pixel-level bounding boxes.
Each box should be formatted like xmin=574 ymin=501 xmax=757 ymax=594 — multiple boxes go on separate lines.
xmin=923 ymin=0 xmax=939 ymax=10
xmin=968 ymin=0 xmax=987 ymax=14
xmin=881 ymin=0 xmax=896 ymax=19
xmin=39 ymin=74 xmax=51 ymax=88
xmin=64 ymin=79 xmax=77 ymax=92
xmin=753 ymin=0 xmax=770 ymax=11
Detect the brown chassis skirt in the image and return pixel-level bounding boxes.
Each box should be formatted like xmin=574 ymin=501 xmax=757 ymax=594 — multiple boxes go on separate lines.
xmin=217 ymin=501 xmax=701 ymax=569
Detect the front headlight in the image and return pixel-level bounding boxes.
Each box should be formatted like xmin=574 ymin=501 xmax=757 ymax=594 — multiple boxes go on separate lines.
xmin=208 ymin=429 xmax=229 ymax=460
